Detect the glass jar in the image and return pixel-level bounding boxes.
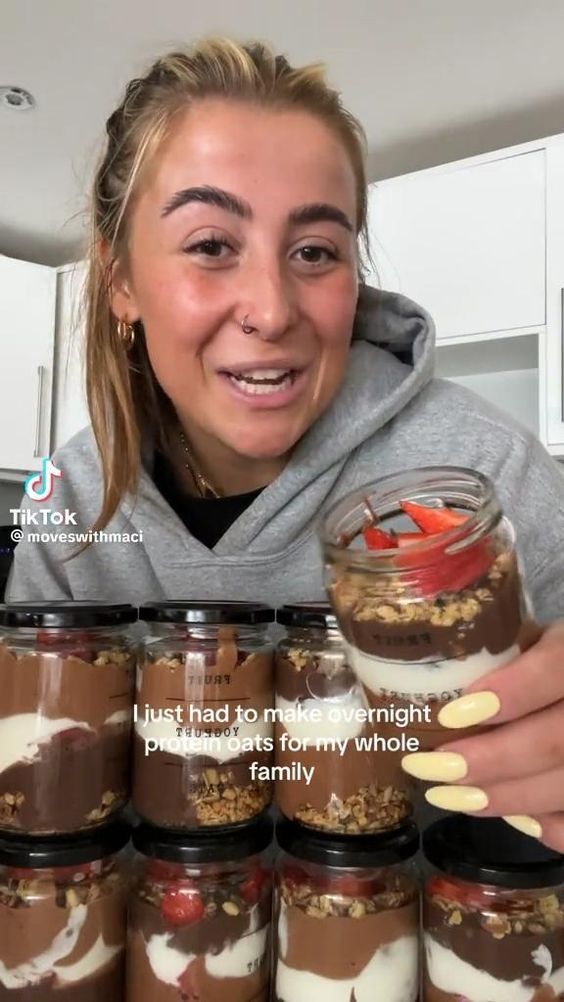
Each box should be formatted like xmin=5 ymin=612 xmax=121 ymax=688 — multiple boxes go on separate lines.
xmin=0 ymin=819 xmax=130 ymax=999
xmin=275 ymin=602 xmax=412 ymax=833
xmin=423 ymin=815 xmax=564 ymax=1001
xmin=127 ymin=814 xmax=274 ymax=1002
xmin=274 ymin=818 xmax=420 ymax=1002
xmin=134 ymin=601 xmax=275 ymax=829
xmin=320 ymin=466 xmax=533 ymax=751
xmin=0 ymin=601 xmax=136 ymax=834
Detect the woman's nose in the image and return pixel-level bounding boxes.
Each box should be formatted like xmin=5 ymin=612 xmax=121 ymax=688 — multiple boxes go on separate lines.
xmin=237 ymin=260 xmax=297 ymax=341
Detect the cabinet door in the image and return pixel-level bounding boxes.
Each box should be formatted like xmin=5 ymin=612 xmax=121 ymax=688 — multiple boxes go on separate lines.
xmin=52 ymin=263 xmax=90 ymax=450
xmin=0 ymin=255 xmax=56 ymax=471
xmin=545 ymin=136 xmax=564 ymax=454
xmin=366 ymin=150 xmax=546 ymax=340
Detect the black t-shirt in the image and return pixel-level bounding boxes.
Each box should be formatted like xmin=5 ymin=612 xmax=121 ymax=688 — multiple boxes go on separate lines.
xmin=153 ymin=451 xmax=263 ymax=549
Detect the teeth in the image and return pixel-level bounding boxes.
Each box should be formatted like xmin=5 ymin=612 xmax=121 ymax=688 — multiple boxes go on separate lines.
xmin=228 ymin=373 xmax=294 ymax=395
xmin=234 ymin=368 xmax=291 ymax=382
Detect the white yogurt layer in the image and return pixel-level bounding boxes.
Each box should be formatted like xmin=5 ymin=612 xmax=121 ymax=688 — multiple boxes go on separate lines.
xmin=277 ymin=902 xmax=418 ymax=1002
xmin=0 ymin=904 xmax=87 ymax=988
xmin=275 ymin=692 xmax=367 ymax=743
xmin=146 ymin=916 xmax=268 ymax=984
xmin=0 ymin=714 xmax=94 ymax=775
xmin=137 ymin=714 xmax=272 ymax=764
xmin=425 ymin=934 xmax=564 ymax=1001
xmin=345 ymin=643 xmax=519 ymax=702
xmin=54 ymin=936 xmax=122 ymax=984
xmin=103 ymin=709 xmax=132 ymax=727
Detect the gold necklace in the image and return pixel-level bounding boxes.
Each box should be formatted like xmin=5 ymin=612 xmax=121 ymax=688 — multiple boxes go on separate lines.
xmin=178 ymin=431 xmax=223 ymax=499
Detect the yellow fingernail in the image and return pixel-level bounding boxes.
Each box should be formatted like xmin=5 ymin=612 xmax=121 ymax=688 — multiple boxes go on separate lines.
xmin=425 ymin=785 xmax=489 ymax=812
xmin=438 ymin=691 xmax=501 ymax=729
xmin=503 ymin=815 xmax=543 ymax=839
xmin=401 ymin=752 xmax=468 ymax=782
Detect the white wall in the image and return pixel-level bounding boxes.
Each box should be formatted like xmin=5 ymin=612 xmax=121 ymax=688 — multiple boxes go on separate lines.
xmin=0 ymin=482 xmax=24 ymax=524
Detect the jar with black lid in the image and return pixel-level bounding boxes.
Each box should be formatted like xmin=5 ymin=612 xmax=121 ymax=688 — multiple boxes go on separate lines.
xmin=423 ymin=814 xmax=564 ymax=1001
xmin=275 ymin=603 xmax=412 ymax=833
xmin=134 ymin=601 xmax=275 ymax=829
xmin=0 ymin=602 xmax=136 ymax=834
xmin=127 ymin=814 xmax=274 ymax=1001
xmin=274 ymin=818 xmax=420 ymax=1002
xmin=0 ymin=819 xmax=130 ymax=999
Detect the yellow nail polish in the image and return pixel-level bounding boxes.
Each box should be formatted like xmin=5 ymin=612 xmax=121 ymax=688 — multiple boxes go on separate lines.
xmin=438 ymin=691 xmax=501 ymax=729
xmin=425 ymin=785 xmax=489 ymax=812
xmin=503 ymin=815 xmax=543 ymax=839
xmin=401 ymin=752 xmax=468 ymax=782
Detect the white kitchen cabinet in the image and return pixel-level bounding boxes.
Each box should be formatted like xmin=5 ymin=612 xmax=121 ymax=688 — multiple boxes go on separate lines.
xmin=544 ymin=135 xmax=564 ymax=454
xmin=366 ymin=148 xmax=546 ymax=341
xmin=52 ymin=262 xmax=90 ymax=450
xmin=0 ymin=254 xmax=56 ymax=472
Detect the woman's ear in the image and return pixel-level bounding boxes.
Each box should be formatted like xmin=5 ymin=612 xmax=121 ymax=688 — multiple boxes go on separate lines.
xmin=98 ymin=238 xmax=141 ymax=322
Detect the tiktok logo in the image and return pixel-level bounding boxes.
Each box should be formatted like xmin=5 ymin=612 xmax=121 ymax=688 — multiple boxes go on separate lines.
xmin=24 ymin=458 xmax=63 ymax=502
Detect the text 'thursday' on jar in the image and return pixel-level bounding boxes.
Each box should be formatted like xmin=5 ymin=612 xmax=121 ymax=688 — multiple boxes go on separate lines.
xmin=275 ymin=602 xmax=413 ymax=834
xmin=127 ymin=813 xmax=274 ymax=1002
xmin=274 ymin=817 xmax=420 ymax=1002
xmin=320 ymin=466 xmax=533 ymax=751
xmin=134 ymin=601 xmax=275 ymax=829
xmin=0 ymin=819 xmax=130 ymax=999
xmin=423 ymin=814 xmax=564 ymax=1002
xmin=0 ymin=601 xmax=137 ymax=835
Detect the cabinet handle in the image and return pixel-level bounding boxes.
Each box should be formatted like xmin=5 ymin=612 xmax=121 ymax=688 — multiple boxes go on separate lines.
xmin=33 ymin=365 xmax=45 ymax=458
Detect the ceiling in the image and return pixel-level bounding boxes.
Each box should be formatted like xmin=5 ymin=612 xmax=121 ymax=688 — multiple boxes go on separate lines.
xmin=4 ymin=0 xmax=564 ymax=265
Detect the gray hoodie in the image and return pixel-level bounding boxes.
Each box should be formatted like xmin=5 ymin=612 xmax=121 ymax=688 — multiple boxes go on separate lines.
xmin=6 ymin=285 xmax=564 ymax=621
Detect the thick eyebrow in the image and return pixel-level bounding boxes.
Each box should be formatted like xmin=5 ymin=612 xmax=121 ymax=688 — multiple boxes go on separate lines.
xmin=161 ymin=185 xmax=353 ymax=232
xmin=161 ymin=185 xmax=252 ymax=219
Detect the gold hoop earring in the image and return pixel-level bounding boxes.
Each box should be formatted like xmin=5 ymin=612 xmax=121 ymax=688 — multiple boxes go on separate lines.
xmin=117 ymin=319 xmax=136 ymax=349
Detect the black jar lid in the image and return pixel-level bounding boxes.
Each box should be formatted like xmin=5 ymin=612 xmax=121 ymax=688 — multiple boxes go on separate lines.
xmin=276 ymin=819 xmax=419 ymax=868
xmin=0 ymin=601 xmax=137 ymax=629
xmin=0 ymin=819 xmax=131 ymax=869
xmin=276 ymin=603 xmax=339 ymax=630
xmin=139 ymin=600 xmax=274 ymax=625
xmin=133 ymin=813 xmax=273 ymax=863
xmin=423 ymin=815 xmax=564 ymax=889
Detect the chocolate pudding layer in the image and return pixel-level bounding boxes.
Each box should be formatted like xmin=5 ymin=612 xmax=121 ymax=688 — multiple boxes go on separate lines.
xmin=425 ymin=883 xmax=564 ymax=1000
xmin=330 ymin=553 xmax=531 ymax=751
xmin=127 ymin=867 xmax=271 ymax=1001
xmin=134 ymin=638 xmax=273 ymax=827
xmin=0 ymin=643 xmax=133 ymax=833
xmin=0 ymin=860 xmax=126 ymax=996
xmin=275 ymin=870 xmax=418 ymax=1001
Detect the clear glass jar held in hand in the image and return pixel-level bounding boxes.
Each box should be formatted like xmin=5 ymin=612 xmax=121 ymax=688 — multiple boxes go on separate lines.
xmin=321 ymin=467 xmax=533 ymax=751
xmin=274 ymin=818 xmax=420 ymax=1002
xmin=423 ymin=815 xmax=564 ymax=1001
xmin=275 ymin=603 xmax=412 ymax=832
xmin=127 ymin=815 xmax=274 ymax=1001
xmin=0 ymin=820 xmax=130 ymax=999
xmin=0 ymin=602 xmax=136 ymax=834
xmin=134 ymin=601 xmax=274 ymax=828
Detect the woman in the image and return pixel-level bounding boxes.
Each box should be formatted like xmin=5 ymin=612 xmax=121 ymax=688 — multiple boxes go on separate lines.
xmin=7 ymin=38 xmax=564 ymax=850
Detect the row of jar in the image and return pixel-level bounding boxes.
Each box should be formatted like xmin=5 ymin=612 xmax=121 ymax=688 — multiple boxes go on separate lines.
xmin=0 ymin=599 xmax=410 ymax=836
xmin=1 ymin=811 xmax=563 ymax=1002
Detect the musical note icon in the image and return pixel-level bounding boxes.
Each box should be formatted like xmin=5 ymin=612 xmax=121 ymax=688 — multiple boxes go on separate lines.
xmin=24 ymin=458 xmax=63 ymax=502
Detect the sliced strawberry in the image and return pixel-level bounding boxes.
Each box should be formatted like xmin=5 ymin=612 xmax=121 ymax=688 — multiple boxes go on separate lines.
xmin=6 ymin=867 xmax=38 ymax=880
xmin=36 ymin=630 xmax=94 ymax=662
xmin=329 ymin=874 xmax=369 ymax=897
xmin=400 ymin=501 xmax=469 ymax=534
xmin=161 ymin=886 xmax=204 ymax=926
xmin=427 ymin=875 xmax=495 ymax=909
xmin=53 ymin=862 xmax=95 ymax=883
xmin=394 ymin=531 xmax=427 ymax=547
xmin=280 ymin=863 xmax=309 ymax=888
xmin=50 ymin=727 xmax=94 ymax=752
xmin=240 ymin=866 xmax=269 ymax=905
xmin=363 ymin=526 xmax=397 ymax=550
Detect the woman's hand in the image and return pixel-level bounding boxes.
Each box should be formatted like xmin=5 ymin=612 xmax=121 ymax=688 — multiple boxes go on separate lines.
xmin=401 ymin=622 xmax=564 ymax=852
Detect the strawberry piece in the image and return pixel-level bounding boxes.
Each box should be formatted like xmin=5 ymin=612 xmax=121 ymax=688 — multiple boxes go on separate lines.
xmin=394 ymin=531 xmax=427 ymax=547
xmin=161 ymin=886 xmax=204 ymax=926
xmin=240 ymin=866 xmax=269 ymax=905
xmin=427 ymin=875 xmax=495 ymax=910
xmin=53 ymin=862 xmax=95 ymax=883
xmin=363 ymin=526 xmax=397 ymax=550
xmin=280 ymin=863 xmax=309 ymax=888
xmin=400 ymin=501 xmax=468 ymax=534
xmin=147 ymin=859 xmax=189 ymax=883
xmin=36 ymin=629 xmax=94 ymax=662
xmin=330 ymin=874 xmax=369 ymax=897
xmin=50 ymin=727 xmax=94 ymax=752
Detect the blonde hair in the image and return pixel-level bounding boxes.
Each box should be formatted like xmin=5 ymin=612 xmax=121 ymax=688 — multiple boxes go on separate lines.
xmin=85 ymin=37 xmax=368 ymax=534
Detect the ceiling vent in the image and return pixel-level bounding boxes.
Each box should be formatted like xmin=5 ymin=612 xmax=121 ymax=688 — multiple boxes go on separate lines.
xmin=0 ymin=86 xmax=35 ymax=110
